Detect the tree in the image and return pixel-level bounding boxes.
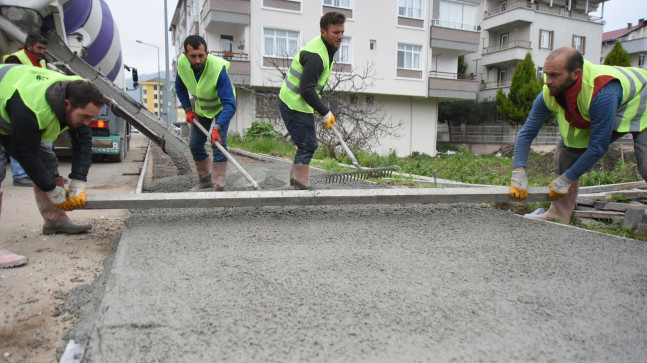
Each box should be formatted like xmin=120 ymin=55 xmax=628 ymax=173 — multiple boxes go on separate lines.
xmin=495 ymin=53 xmax=542 ymax=125
xmin=457 ymin=55 xmax=468 ymax=78
xmin=604 ymin=41 xmax=632 ymax=66
xmin=249 ymin=56 xmax=402 ymax=160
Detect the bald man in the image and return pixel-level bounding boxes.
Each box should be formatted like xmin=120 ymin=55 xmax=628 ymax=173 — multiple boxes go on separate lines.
xmin=510 ymin=47 xmax=647 ymax=222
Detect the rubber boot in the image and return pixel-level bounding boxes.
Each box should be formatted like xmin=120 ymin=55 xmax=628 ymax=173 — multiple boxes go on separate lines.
xmin=35 ymin=177 xmax=92 ymax=235
xmin=524 ymin=180 xmax=579 ymax=223
xmin=0 ymin=192 xmax=27 ymax=268
xmin=212 ymin=161 xmax=227 ymax=191
xmin=191 ymin=157 xmax=213 ymax=191
xmin=292 ymin=164 xmax=310 ymax=190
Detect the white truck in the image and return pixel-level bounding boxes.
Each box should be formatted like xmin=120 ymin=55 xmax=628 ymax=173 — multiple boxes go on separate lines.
xmin=0 ymin=0 xmax=189 ymax=168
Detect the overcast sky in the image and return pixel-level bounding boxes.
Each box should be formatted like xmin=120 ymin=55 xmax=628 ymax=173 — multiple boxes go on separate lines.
xmin=104 ymin=0 xmax=647 ymax=76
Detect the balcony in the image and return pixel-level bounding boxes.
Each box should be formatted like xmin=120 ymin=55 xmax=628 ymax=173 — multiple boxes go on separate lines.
xmin=203 ymin=0 xmax=250 ymax=25
xmin=428 ymin=71 xmax=478 ymax=100
xmin=620 ymin=37 xmax=647 ymax=54
xmin=430 ymin=20 xmax=480 ymax=54
xmin=481 ymin=79 xmax=512 ymax=90
xmin=482 ymin=0 xmax=602 ymax=31
xmin=481 ymin=40 xmax=531 ymax=66
xmin=211 ymin=51 xmax=250 ymax=85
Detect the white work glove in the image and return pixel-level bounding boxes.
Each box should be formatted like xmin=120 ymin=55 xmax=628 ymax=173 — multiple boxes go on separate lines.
xmin=322 ymin=111 xmax=335 ymax=129
xmin=548 ymin=174 xmax=574 ymax=201
xmin=68 ymin=179 xmax=86 ymax=197
xmin=55 ymin=179 xmax=87 ymax=211
xmin=510 ymin=169 xmax=528 ymax=200
xmin=46 ymin=186 xmax=67 ymax=205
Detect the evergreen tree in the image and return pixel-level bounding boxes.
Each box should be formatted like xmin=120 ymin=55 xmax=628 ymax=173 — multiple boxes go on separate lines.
xmin=495 ymin=53 xmax=542 ymax=125
xmin=604 ymin=41 xmax=632 ymax=66
xmin=457 ymin=55 xmax=468 ymax=78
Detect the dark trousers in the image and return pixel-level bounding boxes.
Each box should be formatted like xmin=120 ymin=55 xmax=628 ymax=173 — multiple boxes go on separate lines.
xmin=279 ymin=100 xmax=317 ymax=165
xmin=189 ymin=114 xmax=228 ymax=163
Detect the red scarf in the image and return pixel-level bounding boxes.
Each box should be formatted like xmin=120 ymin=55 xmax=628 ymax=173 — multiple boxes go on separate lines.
xmin=556 ymin=73 xmax=617 ymax=129
xmin=24 ymin=50 xmax=43 ymax=67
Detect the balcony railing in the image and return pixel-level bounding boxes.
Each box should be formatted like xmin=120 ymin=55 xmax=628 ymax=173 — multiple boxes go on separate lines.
xmin=484 ymin=0 xmax=603 ymax=23
xmin=482 ymin=40 xmax=531 ymax=54
xmin=211 ymin=51 xmax=249 ymax=61
xmin=481 ymin=80 xmax=512 ymax=89
xmin=429 ymin=71 xmax=477 ymax=80
xmin=431 ymin=19 xmax=479 ymax=32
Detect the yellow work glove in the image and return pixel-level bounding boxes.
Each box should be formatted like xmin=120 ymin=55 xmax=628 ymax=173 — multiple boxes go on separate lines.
xmin=509 ymin=169 xmax=528 ymax=200
xmin=57 ymin=179 xmax=87 ymax=211
xmin=322 ymin=111 xmax=335 ymax=129
xmin=548 ymin=174 xmax=574 ymax=201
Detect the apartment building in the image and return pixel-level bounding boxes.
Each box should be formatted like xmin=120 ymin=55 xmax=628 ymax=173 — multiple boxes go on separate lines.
xmin=466 ymin=0 xmax=605 ymax=101
xmin=140 ymin=78 xmax=165 ymax=117
xmin=169 ymin=0 xmax=481 ymax=157
xmin=601 ymin=18 xmax=647 ymax=67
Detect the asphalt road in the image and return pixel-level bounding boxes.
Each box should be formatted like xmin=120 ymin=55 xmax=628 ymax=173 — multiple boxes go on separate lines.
xmin=63 ymin=146 xmax=647 ymax=362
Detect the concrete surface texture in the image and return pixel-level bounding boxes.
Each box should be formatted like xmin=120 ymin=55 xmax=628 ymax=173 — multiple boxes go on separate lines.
xmin=82 ymin=204 xmax=647 ymax=361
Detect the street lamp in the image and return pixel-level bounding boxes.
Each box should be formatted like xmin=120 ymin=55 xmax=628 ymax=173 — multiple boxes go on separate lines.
xmin=136 ymin=40 xmax=163 ymax=122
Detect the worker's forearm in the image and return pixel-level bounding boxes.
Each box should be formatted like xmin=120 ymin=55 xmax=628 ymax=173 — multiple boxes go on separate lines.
xmin=513 ymin=93 xmax=551 ymax=169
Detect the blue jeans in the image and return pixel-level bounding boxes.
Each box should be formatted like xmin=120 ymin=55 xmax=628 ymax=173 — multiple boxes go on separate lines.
xmin=189 ymin=114 xmax=228 ymax=163
xmin=10 ymin=156 xmax=27 ymax=179
xmin=279 ymin=100 xmax=317 ymax=165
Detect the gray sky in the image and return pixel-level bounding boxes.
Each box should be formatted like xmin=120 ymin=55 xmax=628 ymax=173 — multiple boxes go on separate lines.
xmin=104 ymin=0 xmax=646 ymax=76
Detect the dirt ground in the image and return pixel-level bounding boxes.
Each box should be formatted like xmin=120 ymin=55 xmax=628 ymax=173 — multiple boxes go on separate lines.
xmin=0 ymin=134 xmax=149 ymax=363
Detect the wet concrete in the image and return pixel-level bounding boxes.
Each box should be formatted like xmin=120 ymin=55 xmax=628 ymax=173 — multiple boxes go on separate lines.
xmin=67 ymin=149 xmax=647 ymax=361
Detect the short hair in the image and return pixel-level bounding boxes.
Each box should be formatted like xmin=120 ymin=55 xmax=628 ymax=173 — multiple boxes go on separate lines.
xmin=25 ymin=33 xmax=47 ymax=47
xmin=183 ymin=35 xmax=207 ymax=52
xmin=320 ymin=11 xmax=346 ymax=31
xmin=66 ymin=80 xmax=105 ymax=109
xmin=565 ymin=50 xmax=584 ymax=73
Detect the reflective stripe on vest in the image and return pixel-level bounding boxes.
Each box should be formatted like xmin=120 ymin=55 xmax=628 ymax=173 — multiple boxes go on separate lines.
xmin=177 ymin=54 xmax=233 ymax=118
xmin=0 ymin=64 xmax=83 ymax=141
xmin=544 ymin=59 xmax=647 ymax=148
xmin=279 ymin=36 xmax=332 ymax=114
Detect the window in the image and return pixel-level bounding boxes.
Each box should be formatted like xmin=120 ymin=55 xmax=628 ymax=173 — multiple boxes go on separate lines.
xmin=264 ymin=28 xmax=299 ymax=58
xmin=397 ymin=43 xmax=422 ymax=70
xmin=540 ymin=29 xmax=553 ymax=49
xmin=323 ymin=0 xmax=350 ymax=8
xmin=537 ymin=66 xmax=544 ymax=82
xmin=154 ymin=94 xmax=158 ymax=99
xmin=398 ymin=0 xmax=422 ymax=19
xmin=573 ymin=35 xmax=585 ymax=54
xmin=154 ymin=85 xmax=158 ymax=91
xmin=640 ymin=55 xmax=645 ymax=67
xmin=438 ymin=0 xmax=477 ymax=31
xmin=221 ymin=35 xmax=233 ymax=52
xmin=500 ymin=33 xmax=509 ymax=46
xmin=370 ymin=39 xmax=376 ymax=50
xmin=498 ymin=69 xmax=507 ymax=87
xmin=334 ymin=37 xmax=351 ymax=64
xmin=366 ymin=95 xmax=374 ymax=104
xmin=143 ymin=89 xmax=147 ymax=94
xmin=188 ymin=0 xmax=196 ymax=22
xmin=349 ymin=94 xmax=357 ymax=104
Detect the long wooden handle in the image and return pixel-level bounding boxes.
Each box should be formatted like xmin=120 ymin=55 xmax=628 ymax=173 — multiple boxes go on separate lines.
xmin=330 ymin=124 xmax=363 ymax=171
xmin=192 ymin=120 xmax=260 ymax=190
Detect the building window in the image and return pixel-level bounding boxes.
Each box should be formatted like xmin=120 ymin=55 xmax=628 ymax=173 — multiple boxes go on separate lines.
xmin=500 ymin=33 xmax=509 ymax=46
xmin=349 ymin=94 xmax=357 ymax=104
xmin=154 ymin=94 xmax=158 ymax=99
xmin=398 ymin=0 xmax=422 ymax=19
xmin=334 ymin=37 xmax=351 ymax=64
xmin=188 ymin=0 xmax=196 ymax=22
xmin=264 ymin=28 xmax=299 ymax=58
xmin=154 ymin=103 xmax=158 ymax=108
xmin=539 ymin=29 xmax=553 ymax=49
xmin=323 ymin=0 xmax=350 ymax=8
xmin=639 ymin=55 xmax=645 ymax=67
xmin=397 ymin=43 xmax=422 ymax=70
xmin=154 ymin=85 xmax=158 ymax=91
xmin=370 ymin=39 xmax=376 ymax=50
xmin=498 ymin=69 xmax=507 ymax=87
xmin=573 ymin=35 xmax=585 ymax=54
xmin=437 ymin=0 xmax=478 ymax=31
xmin=366 ymin=95 xmax=374 ymax=104
xmin=221 ymin=35 xmax=233 ymax=52
xmin=143 ymin=89 xmax=147 ymax=94
xmin=537 ymin=66 xmax=544 ymax=82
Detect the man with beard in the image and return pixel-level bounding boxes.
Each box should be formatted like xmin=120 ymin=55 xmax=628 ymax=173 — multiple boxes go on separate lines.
xmin=510 ymin=47 xmax=647 ymax=222
xmin=175 ymin=35 xmax=236 ymax=191
xmin=278 ymin=11 xmax=346 ymax=189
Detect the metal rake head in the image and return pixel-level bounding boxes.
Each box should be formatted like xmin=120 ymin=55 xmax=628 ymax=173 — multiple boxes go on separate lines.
xmin=325 ymin=166 xmax=398 ymax=183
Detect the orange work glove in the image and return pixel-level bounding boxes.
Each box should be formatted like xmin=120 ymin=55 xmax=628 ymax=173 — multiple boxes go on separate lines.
xmin=322 ymin=111 xmax=335 ymax=129
xmin=548 ymin=174 xmax=574 ymax=201
xmin=186 ymin=110 xmax=199 ymax=125
xmin=509 ymin=169 xmax=528 ymax=200
xmin=211 ymin=127 xmax=222 ymax=144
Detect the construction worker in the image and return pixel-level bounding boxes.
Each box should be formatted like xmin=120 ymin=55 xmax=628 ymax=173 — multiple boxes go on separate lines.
xmin=175 ymin=35 xmax=236 ymax=191
xmin=3 ymin=33 xmax=49 ymax=187
xmin=278 ymin=11 xmax=345 ymax=189
xmin=510 ymin=47 xmax=647 ymax=222
xmin=0 ymin=64 xmax=104 ymax=268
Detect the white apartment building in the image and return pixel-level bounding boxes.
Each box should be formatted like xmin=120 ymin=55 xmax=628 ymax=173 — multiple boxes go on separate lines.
xmin=601 ymin=19 xmax=647 ymax=68
xmin=170 ymin=0 xmax=481 ymax=157
xmin=466 ymin=0 xmax=605 ymax=101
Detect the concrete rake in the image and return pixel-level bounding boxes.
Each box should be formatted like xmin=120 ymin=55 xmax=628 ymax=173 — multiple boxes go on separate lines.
xmin=325 ymin=124 xmax=398 ymax=183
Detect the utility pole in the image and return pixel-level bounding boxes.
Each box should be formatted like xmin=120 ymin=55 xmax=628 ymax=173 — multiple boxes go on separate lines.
xmin=164 ymin=0 xmax=171 ymax=125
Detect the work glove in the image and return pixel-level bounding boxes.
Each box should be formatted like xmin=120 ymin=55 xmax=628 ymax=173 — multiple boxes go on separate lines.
xmin=509 ymin=169 xmax=528 ymax=200
xmin=58 ymin=179 xmax=87 ymax=211
xmin=322 ymin=111 xmax=335 ymax=129
xmin=211 ymin=126 xmax=222 ymax=144
xmin=548 ymin=174 xmax=574 ymax=201
xmin=186 ymin=110 xmax=199 ymax=125
xmin=46 ymin=186 xmax=67 ymax=205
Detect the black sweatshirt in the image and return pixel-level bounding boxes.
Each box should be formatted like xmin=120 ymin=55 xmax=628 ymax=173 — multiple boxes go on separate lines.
xmin=298 ymin=37 xmax=337 ymax=116
xmin=0 ymin=82 xmax=92 ymax=192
